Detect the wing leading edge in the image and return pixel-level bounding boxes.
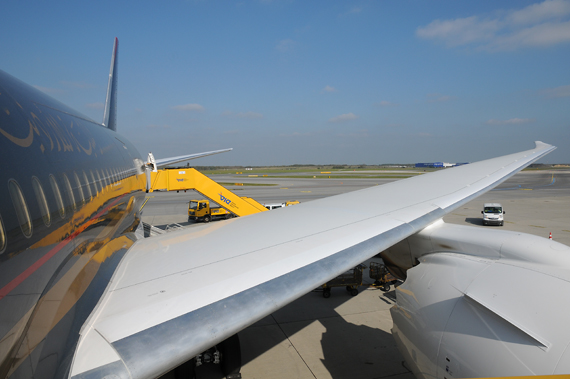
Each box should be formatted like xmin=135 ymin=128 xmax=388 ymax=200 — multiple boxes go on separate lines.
xmin=70 ymin=141 xmax=555 ymax=378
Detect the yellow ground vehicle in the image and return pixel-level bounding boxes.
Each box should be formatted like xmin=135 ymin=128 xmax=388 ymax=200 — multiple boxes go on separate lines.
xmin=188 ymin=200 xmax=233 ymax=223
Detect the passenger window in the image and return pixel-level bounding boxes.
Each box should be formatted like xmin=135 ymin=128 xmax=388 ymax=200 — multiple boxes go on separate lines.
xmin=62 ymin=174 xmax=76 ymax=211
xmin=96 ymin=170 xmax=105 ymax=192
xmin=82 ymin=171 xmax=93 ymax=199
xmin=73 ymin=172 xmax=85 ymax=205
xmin=90 ymin=170 xmax=99 ymax=195
xmin=49 ymin=174 xmax=66 ymax=219
xmin=0 ymin=215 xmax=6 ymax=254
xmin=8 ymin=180 xmax=33 ymax=238
xmin=32 ymin=177 xmax=51 ymax=227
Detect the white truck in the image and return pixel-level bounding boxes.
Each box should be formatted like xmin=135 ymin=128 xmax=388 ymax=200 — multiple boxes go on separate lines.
xmin=481 ymin=203 xmax=505 ymax=226
xmin=263 ymin=201 xmax=300 ymax=210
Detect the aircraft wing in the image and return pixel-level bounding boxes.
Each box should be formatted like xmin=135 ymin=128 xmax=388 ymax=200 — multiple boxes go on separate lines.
xmin=153 ymin=148 xmax=233 ymax=169
xmin=70 ymin=141 xmax=555 ymax=379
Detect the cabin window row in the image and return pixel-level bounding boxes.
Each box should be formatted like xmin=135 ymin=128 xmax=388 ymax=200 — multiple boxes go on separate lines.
xmin=0 ymin=166 xmax=137 ymax=254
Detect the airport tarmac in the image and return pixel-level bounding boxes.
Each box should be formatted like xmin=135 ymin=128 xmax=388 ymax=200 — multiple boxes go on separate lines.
xmin=148 ymin=170 xmax=570 ymax=379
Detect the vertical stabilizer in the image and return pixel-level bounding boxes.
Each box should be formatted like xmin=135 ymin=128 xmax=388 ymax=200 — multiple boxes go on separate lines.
xmin=102 ymin=38 xmax=119 ymax=131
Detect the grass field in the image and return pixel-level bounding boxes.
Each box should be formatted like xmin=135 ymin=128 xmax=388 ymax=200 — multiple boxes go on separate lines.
xmin=217 ymin=182 xmax=277 ymax=186
xmin=196 ymin=166 xmax=432 ymax=175
xmin=263 ymin=174 xmax=420 ymax=179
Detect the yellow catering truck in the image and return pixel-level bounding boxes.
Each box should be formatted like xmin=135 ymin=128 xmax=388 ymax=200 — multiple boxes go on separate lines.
xmin=188 ymin=200 xmax=233 ymax=223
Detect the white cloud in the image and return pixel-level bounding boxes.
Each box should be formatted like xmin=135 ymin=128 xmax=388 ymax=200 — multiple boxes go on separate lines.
xmin=426 ymin=93 xmax=454 ymax=103
xmin=540 ymin=84 xmax=570 ymax=98
xmin=507 ymin=0 xmax=570 ymax=25
xmin=416 ymin=0 xmax=570 ymax=51
xmin=276 ymin=39 xmax=295 ymax=53
xmin=33 ymin=85 xmax=64 ymax=94
xmin=417 ymin=17 xmax=499 ymax=47
xmin=485 ymin=118 xmax=535 ymax=125
xmin=488 ymin=20 xmax=570 ymax=50
xmin=222 ymin=111 xmax=263 ymax=119
xmin=322 ymin=85 xmax=338 ymax=93
xmin=86 ymin=102 xmax=104 ymax=109
xmin=171 ymin=103 xmax=205 ymax=111
xmin=329 ymin=113 xmax=359 ymax=123
xmin=349 ymin=7 xmax=362 ymax=14
xmin=377 ymin=100 xmax=399 ymax=107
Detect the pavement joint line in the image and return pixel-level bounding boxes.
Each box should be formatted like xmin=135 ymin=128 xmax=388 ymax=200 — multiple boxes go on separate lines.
xmin=371 ymin=369 xmax=414 ymax=379
xmin=270 ymin=314 xmax=318 ymax=379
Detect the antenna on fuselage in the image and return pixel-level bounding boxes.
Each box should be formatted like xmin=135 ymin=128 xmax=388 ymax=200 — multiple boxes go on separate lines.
xmin=102 ymin=37 xmax=118 ymax=132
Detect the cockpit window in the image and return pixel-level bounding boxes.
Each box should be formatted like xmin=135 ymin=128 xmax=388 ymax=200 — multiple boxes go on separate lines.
xmin=9 ymin=180 xmax=33 ymax=238
xmin=50 ymin=174 xmax=65 ymax=218
xmin=32 ymin=176 xmax=51 ymax=227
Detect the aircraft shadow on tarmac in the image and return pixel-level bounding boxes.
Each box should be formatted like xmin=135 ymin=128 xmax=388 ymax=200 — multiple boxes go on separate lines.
xmin=191 ymin=285 xmax=410 ymax=379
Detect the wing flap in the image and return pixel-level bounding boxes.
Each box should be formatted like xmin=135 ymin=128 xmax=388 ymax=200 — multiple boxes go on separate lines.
xmin=70 ymin=141 xmax=555 ymax=378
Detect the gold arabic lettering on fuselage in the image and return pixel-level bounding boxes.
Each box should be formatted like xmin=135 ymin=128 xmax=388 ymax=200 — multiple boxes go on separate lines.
xmin=0 ymin=122 xmax=35 ymax=147
xmin=0 ymin=103 xmax=99 ymax=156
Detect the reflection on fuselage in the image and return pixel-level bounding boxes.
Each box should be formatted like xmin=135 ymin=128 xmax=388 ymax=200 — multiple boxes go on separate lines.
xmin=0 ymin=69 xmax=146 ymax=378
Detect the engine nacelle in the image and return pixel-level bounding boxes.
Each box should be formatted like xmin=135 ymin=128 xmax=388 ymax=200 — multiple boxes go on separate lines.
xmin=390 ymin=220 xmax=570 ymax=378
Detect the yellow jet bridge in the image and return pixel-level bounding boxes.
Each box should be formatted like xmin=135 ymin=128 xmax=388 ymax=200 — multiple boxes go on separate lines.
xmin=149 ymin=168 xmax=267 ymax=217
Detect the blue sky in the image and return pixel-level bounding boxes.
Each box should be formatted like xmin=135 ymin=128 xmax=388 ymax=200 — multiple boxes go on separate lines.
xmin=1 ymin=1 xmax=569 ymax=165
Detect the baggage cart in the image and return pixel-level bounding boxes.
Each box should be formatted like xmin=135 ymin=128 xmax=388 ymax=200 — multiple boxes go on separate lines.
xmin=369 ymin=262 xmax=397 ymax=292
xmin=321 ymin=264 xmax=366 ymax=298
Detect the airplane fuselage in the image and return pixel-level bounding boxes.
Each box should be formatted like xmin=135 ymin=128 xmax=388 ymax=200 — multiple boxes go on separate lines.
xmin=0 ymin=69 xmax=146 ymax=378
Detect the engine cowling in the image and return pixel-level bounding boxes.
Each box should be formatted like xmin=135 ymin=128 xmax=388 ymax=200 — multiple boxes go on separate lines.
xmin=389 ymin=220 xmax=570 ymax=378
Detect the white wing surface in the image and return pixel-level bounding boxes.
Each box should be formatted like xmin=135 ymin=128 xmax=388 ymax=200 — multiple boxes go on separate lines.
xmin=70 ymin=141 xmax=555 ymax=379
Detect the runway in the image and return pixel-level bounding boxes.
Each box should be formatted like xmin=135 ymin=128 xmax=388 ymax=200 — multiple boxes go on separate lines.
xmin=148 ymin=170 xmax=570 ymax=379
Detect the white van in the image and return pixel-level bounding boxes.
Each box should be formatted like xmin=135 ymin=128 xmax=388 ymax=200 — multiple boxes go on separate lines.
xmin=481 ymin=203 xmax=505 ymax=226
